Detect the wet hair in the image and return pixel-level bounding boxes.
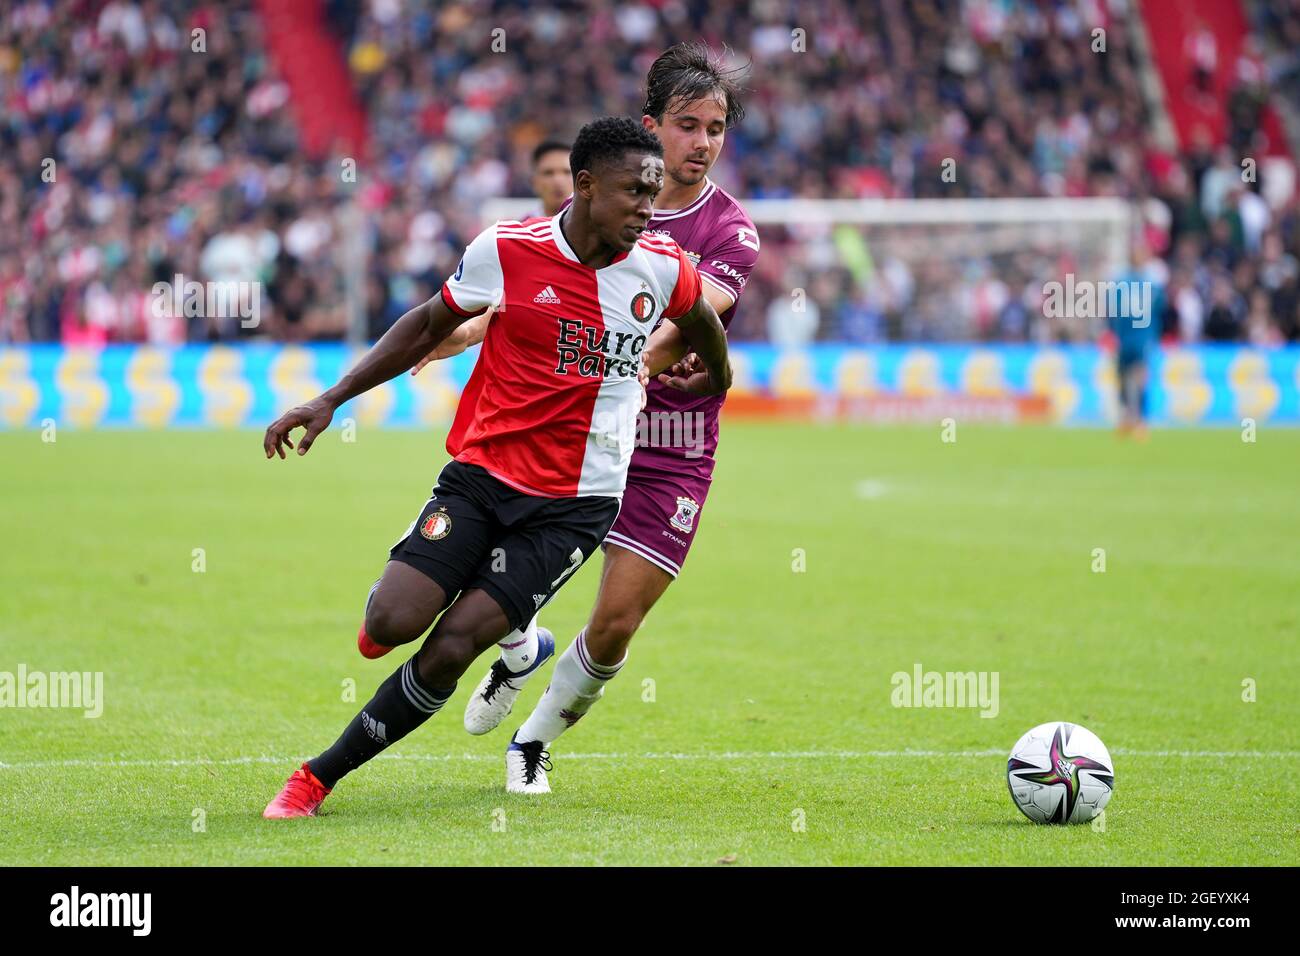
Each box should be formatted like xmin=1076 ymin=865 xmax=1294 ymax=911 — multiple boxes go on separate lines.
xmin=569 ymin=116 xmax=663 ymax=181
xmin=642 ymin=41 xmax=748 ymax=128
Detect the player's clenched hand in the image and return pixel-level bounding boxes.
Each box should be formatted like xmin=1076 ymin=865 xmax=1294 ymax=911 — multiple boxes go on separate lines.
xmin=667 ymin=353 xmax=704 ymax=377
xmin=656 ymin=352 xmax=729 ymax=396
xmin=263 ymin=397 xmax=335 ymax=459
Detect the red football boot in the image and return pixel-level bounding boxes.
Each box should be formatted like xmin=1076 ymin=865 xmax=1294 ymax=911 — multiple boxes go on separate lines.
xmin=357 ymin=624 xmax=393 ymax=660
xmin=263 ymin=763 xmax=331 ymax=819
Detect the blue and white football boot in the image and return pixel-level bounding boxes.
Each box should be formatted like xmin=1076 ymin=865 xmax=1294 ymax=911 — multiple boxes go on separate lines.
xmin=463 ymin=626 xmax=555 ymax=735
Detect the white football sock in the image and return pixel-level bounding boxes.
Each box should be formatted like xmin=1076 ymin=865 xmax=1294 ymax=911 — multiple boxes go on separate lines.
xmin=497 ymin=616 xmax=539 ymax=673
xmin=516 ymin=629 xmax=624 ymax=745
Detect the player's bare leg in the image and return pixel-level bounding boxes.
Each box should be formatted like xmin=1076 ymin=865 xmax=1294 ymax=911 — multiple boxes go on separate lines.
xmin=358 ymin=560 xmax=452 ymax=658
xmin=505 ymin=544 xmax=672 ymax=793
xmin=580 ymin=543 xmax=674 ymax=665
xmin=265 ymin=571 xmax=511 ymax=818
xmin=411 ymin=587 xmax=514 ymax=688
xmin=461 ymin=558 xmax=573 ymax=734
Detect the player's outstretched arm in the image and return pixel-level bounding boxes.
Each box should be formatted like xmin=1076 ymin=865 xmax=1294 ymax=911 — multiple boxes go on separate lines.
xmin=662 ymin=293 xmax=732 ymax=396
xmin=263 ymin=295 xmax=470 ymax=459
xmin=409 ymin=308 xmax=492 ymax=376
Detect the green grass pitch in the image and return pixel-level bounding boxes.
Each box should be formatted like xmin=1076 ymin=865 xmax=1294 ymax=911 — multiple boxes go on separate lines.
xmin=1 ymin=422 xmax=1297 ymax=865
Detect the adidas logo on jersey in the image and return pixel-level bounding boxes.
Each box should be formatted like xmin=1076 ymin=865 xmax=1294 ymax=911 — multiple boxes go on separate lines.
xmin=533 ymin=285 xmax=561 ymax=304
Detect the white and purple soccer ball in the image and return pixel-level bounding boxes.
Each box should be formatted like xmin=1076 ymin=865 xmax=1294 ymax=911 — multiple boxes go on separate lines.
xmin=1007 ymin=721 xmax=1114 ymax=824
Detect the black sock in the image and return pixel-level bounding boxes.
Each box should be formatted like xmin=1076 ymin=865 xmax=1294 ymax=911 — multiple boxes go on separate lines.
xmin=308 ymin=657 xmax=454 ymax=789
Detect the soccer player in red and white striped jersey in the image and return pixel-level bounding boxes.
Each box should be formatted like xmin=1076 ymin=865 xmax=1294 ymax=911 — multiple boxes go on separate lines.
xmin=259 ymin=117 xmax=730 ymax=818
xmin=415 ymin=44 xmax=755 ymax=794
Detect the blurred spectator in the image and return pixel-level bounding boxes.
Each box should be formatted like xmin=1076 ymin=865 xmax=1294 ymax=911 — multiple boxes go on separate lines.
xmin=1203 ymin=274 xmax=1248 ymax=341
xmin=0 ymin=0 xmax=1297 ymax=347
xmin=766 ymin=272 xmax=821 ymax=348
xmin=530 ymin=140 xmax=572 ymax=219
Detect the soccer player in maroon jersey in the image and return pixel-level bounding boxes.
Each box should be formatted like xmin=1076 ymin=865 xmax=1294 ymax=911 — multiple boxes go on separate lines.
xmin=414 ymin=44 xmax=758 ymax=793
xmin=260 ymin=117 xmax=731 ymax=817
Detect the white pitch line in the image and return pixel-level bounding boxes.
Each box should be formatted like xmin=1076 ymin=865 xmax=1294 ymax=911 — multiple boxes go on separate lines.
xmin=0 ymin=749 xmax=1296 ymax=771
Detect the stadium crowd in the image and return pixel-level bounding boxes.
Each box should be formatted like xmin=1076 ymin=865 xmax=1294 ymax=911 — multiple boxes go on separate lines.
xmin=1 ymin=0 xmax=1297 ymax=346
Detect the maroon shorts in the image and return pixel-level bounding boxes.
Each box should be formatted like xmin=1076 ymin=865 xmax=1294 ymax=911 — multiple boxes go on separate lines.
xmin=604 ymin=462 xmax=711 ymax=578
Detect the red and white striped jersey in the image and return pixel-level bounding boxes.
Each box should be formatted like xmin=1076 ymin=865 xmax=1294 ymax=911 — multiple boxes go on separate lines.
xmin=441 ymin=212 xmax=702 ymax=498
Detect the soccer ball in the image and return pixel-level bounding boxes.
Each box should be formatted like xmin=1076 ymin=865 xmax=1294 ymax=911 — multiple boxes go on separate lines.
xmin=1006 ymin=721 xmax=1114 ymax=824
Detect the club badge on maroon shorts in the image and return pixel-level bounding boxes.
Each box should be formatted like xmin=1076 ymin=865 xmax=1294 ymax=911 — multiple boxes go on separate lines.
xmin=670 ymin=496 xmax=700 ymax=534
xmin=420 ymin=507 xmax=452 ymax=541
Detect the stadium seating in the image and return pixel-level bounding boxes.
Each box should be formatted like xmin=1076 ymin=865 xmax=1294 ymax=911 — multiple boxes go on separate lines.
xmin=1 ymin=0 xmax=1296 ymax=346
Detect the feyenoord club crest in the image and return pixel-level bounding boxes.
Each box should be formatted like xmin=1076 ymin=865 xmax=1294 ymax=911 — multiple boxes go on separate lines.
xmin=670 ymin=496 xmax=699 ymax=533
xmin=630 ymin=291 xmax=656 ymax=323
xmin=420 ymin=508 xmax=452 ymax=541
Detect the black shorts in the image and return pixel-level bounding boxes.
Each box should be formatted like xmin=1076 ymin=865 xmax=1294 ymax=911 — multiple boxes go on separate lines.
xmin=388 ymin=460 xmax=620 ymax=632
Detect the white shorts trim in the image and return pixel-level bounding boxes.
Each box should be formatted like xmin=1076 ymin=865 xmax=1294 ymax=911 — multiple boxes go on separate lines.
xmin=604 ymin=530 xmax=681 ymax=578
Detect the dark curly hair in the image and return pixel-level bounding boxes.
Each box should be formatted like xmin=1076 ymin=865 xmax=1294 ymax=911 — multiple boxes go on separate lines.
xmin=642 ymin=41 xmax=748 ymax=129
xmin=569 ymin=116 xmax=663 ymax=182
